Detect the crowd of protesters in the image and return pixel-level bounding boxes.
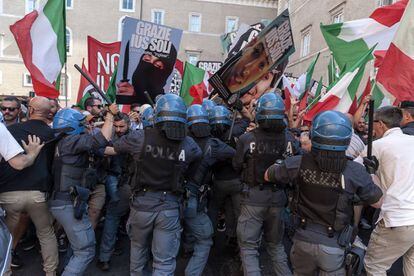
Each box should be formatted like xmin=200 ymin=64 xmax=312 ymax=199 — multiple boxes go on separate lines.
xmin=0 ymin=72 xmax=414 ymax=276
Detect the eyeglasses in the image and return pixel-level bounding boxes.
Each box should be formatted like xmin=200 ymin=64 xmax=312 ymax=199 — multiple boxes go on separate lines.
xmin=92 ymin=105 xmax=103 ymax=109
xmin=1 ymin=107 xmax=17 ymax=112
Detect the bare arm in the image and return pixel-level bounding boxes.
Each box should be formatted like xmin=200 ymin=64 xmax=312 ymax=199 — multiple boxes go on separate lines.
xmin=100 ymin=104 xmax=119 ymax=141
xmin=8 ymin=135 xmax=44 ymax=170
xmin=104 ymin=146 xmax=117 ymax=156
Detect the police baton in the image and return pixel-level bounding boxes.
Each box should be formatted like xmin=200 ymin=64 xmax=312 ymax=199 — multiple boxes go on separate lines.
xmin=367 ymin=99 xmax=375 ymax=160
xmin=144 ymin=91 xmax=155 ymax=107
xmin=74 ymin=64 xmax=113 ymax=105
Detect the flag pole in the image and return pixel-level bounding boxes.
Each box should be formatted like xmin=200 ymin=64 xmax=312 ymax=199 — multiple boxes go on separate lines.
xmin=64 ymin=62 xmax=68 ymax=107
xmin=63 ymin=0 xmax=68 ymax=107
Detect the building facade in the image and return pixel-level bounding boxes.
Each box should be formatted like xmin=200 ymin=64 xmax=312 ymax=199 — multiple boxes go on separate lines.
xmin=0 ymin=0 xmax=278 ymax=105
xmin=279 ymin=0 xmax=399 ymax=82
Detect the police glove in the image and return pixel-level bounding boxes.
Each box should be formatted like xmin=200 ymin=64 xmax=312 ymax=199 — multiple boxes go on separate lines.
xmin=234 ymin=99 xmax=244 ymax=112
xmin=363 ymin=156 xmax=379 ymax=174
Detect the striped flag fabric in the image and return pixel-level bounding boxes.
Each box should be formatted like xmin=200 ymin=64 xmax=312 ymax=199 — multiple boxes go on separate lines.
xmin=180 ymin=62 xmax=212 ymax=106
xmin=304 ymin=47 xmax=374 ymax=122
xmin=320 ymin=0 xmax=407 ymax=69
xmin=376 ymin=0 xmax=414 ymax=102
xmin=10 ymin=0 xmax=66 ymax=98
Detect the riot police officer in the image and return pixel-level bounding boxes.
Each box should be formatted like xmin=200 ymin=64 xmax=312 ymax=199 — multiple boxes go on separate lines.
xmin=184 ymin=104 xmax=235 ymax=276
xmin=265 ymin=111 xmax=383 ymax=275
xmin=50 ymin=105 xmax=117 ymax=276
xmin=201 ymin=99 xmax=216 ymax=115
xmin=140 ymin=106 xmax=155 ymax=129
xmin=106 ymin=94 xmax=202 ymax=275
xmin=208 ymin=105 xmax=248 ymax=246
xmin=233 ymin=93 xmax=296 ymax=276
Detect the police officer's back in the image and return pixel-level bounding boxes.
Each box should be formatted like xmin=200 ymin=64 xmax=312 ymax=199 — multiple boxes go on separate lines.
xmin=233 ymin=93 xmax=295 ymax=276
xmin=265 ymin=111 xmax=382 ymax=276
xmin=109 ymin=94 xmax=202 ymax=275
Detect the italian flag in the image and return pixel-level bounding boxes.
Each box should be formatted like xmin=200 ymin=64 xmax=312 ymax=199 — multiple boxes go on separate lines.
xmin=180 ymin=62 xmax=211 ymax=106
xmin=76 ymin=60 xmax=95 ymax=109
xmin=321 ymin=0 xmax=407 ymax=70
xmin=376 ymin=0 xmax=414 ymax=102
xmin=304 ymin=47 xmax=374 ymax=122
xmin=296 ymin=52 xmax=320 ymax=96
xmin=10 ymin=0 xmax=66 ymax=99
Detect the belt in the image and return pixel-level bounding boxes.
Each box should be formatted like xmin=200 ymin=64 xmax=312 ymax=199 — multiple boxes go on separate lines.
xmin=52 ymin=191 xmax=72 ymax=201
xmin=134 ymin=190 xmax=181 ymax=202
xmin=300 ymin=221 xmax=338 ymax=238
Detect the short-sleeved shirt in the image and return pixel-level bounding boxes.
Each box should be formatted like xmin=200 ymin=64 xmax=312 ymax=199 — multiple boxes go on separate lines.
xmin=0 ymin=123 xmax=23 ymax=162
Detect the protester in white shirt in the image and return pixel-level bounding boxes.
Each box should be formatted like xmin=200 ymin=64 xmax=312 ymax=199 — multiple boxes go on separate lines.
xmin=0 ymin=123 xmax=44 ymax=274
xmin=361 ymin=106 xmax=414 ymax=276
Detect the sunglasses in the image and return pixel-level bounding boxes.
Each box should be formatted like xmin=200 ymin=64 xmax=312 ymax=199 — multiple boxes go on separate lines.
xmin=92 ymin=105 xmax=103 ymax=109
xmin=1 ymin=107 xmax=18 ymax=112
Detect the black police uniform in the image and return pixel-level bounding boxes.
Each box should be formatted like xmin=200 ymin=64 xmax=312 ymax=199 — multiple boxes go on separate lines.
xmin=233 ymin=128 xmax=298 ymax=276
xmin=267 ymin=153 xmax=383 ymax=275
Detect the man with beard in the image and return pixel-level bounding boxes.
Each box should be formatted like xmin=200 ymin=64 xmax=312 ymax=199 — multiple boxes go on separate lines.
xmin=1 ymin=97 xmax=21 ymax=126
xmin=97 ymin=113 xmax=132 ymax=271
xmin=117 ymin=45 xmax=177 ymax=104
xmin=265 ymin=111 xmax=382 ymax=275
xmin=233 ymin=93 xmax=297 ymax=276
xmin=84 ymin=97 xmax=104 ymax=119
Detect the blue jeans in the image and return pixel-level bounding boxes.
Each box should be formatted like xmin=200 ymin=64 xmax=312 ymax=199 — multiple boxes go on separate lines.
xmin=99 ymin=185 xmax=131 ymax=262
xmin=127 ymin=204 xmax=181 ymax=276
xmin=105 ymin=175 xmax=120 ymax=203
xmin=184 ymin=210 xmax=213 ymax=276
xmin=0 ymin=208 xmax=12 ymax=276
xmin=50 ymin=202 xmax=95 ymax=276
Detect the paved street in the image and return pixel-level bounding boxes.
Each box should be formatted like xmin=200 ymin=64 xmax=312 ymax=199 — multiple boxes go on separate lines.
xmin=12 ymin=224 xmax=402 ymax=276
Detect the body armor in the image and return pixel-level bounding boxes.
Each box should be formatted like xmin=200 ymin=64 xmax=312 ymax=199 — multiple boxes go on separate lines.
xmin=243 ymin=130 xmax=286 ymax=187
xmin=293 ymin=153 xmax=353 ymax=232
xmin=132 ymin=128 xmax=185 ymax=193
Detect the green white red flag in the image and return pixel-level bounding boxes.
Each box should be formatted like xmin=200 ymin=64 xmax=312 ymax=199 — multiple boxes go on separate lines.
xmin=10 ymin=0 xmax=66 ymax=98
xmin=321 ymin=0 xmax=407 ymax=69
xmin=376 ymin=0 xmax=414 ymax=102
xmin=304 ymin=47 xmax=374 ymax=122
xmin=180 ymin=62 xmax=212 ymax=106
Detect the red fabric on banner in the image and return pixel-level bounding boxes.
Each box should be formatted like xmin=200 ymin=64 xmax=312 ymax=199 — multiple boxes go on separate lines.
xmin=87 ymin=36 xmax=120 ymax=91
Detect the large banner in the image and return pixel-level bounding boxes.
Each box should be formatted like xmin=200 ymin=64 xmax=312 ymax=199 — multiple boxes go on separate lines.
xmin=227 ymin=22 xmax=268 ymax=60
xmin=209 ymin=10 xmax=294 ymax=105
xmin=87 ymin=36 xmax=120 ymax=91
xmin=116 ymin=17 xmax=183 ymax=104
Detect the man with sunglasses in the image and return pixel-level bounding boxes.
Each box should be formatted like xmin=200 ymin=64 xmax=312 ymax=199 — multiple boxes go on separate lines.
xmin=1 ymin=97 xmax=21 ymax=126
xmin=84 ymin=97 xmax=104 ymax=119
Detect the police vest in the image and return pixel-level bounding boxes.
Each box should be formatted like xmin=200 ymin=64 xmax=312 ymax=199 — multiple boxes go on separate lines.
xmin=242 ymin=129 xmax=286 ymax=186
xmin=53 ymin=142 xmax=94 ymax=193
xmin=133 ymin=128 xmax=186 ymax=193
xmin=293 ymin=153 xmax=352 ymax=232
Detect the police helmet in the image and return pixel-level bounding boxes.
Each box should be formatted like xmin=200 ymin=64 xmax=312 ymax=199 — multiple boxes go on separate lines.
xmin=154 ymin=94 xmax=187 ymax=124
xmin=53 ymin=108 xmax=86 ymax=135
xmin=202 ymin=99 xmax=217 ymax=115
xmin=187 ymin=104 xmax=209 ymax=127
xmin=210 ymin=106 xmax=232 ymax=126
xmin=141 ymin=106 xmax=155 ymax=129
xmin=310 ymin=111 xmax=352 ymax=151
xmin=255 ymin=92 xmax=285 ymax=122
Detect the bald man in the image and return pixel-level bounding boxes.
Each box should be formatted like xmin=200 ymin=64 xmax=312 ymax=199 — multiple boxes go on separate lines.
xmin=0 ymin=96 xmax=58 ymax=276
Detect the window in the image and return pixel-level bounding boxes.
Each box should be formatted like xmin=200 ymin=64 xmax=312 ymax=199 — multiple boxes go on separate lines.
xmin=301 ymin=31 xmax=311 ymax=57
xmin=65 ymin=27 xmax=72 ymax=55
xmin=332 ymin=11 xmax=344 ymax=23
xmin=118 ymin=16 xmax=126 ymax=41
xmin=25 ymin=0 xmax=38 ymax=14
xmin=225 ymin=16 xmax=238 ymax=33
xmin=187 ymin=54 xmax=199 ymax=66
xmin=66 ymin=0 xmax=73 ymax=9
xmin=23 ymin=73 xmax=33 ymax=87
xmin=377 ymin=0 xmax=393 ymax=6
xmin=189 ymin=13 xmax=201 ymax=32
xmin=120 ymin=0 xmax=135 ymax=12
xmin=151 ymin=9 xmax=165 ymax=25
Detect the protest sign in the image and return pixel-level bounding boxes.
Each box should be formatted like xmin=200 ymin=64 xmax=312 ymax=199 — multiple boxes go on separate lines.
xmin=169 ymin=59 xmax=184 ymax=95
xmin=87 ymin=36 xmax=120 ymax=91
xmin=116 ymin=17 xmax=183 ymax=104
xmin=227 ymin=22 xmax=267 ymax=60
xmin=196 ymin=61 xmax=223 ymax=74
xmin=209 ymin=10 xmax=294 ymax=105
